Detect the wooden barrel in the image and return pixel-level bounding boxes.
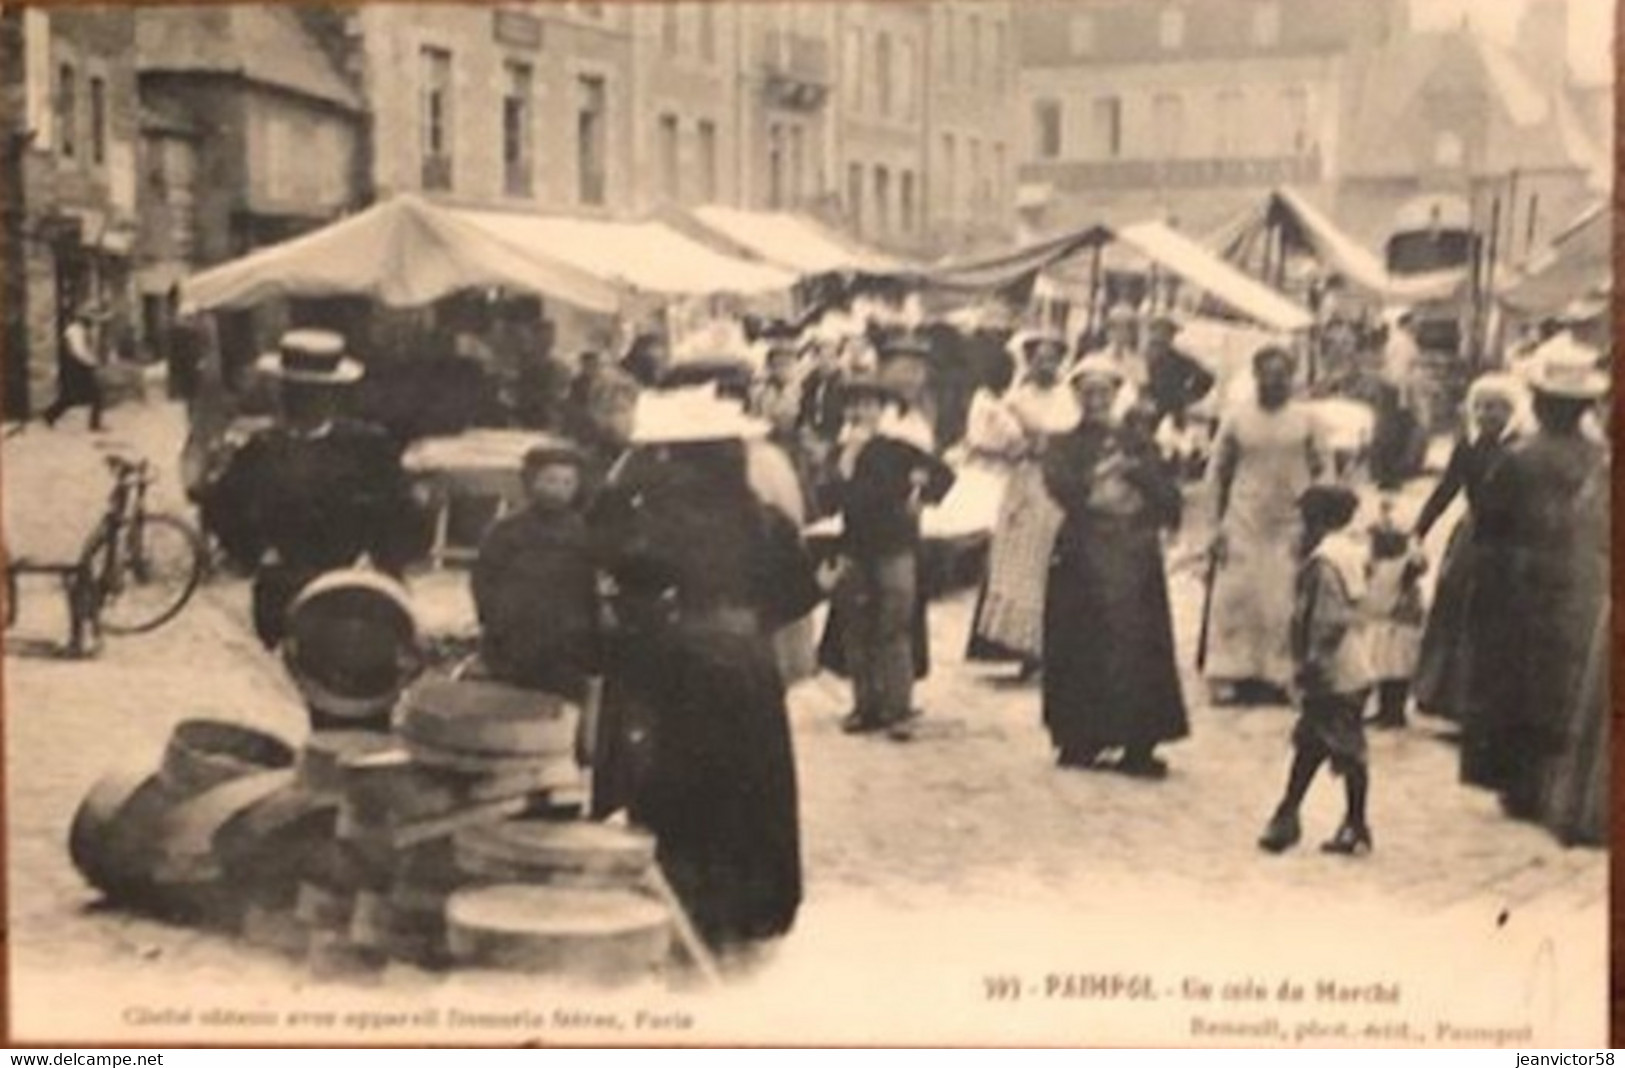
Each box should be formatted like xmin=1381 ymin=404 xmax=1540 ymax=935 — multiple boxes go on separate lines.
xmin=400 ymin=677 xmax=576 ymax=761
xmin=70 ymin=719 xmax=294 ymax=918
xmin=283 ymin=570 xmax=421 ymax=726
xmin=454 ymin=820 xmax=655 ymax=890
xmin=159 ymin=720 xmax=296 ymax=795
xmin=68 ymin=766 xmax=169 ymax=906
xmin=298 ymin=732 xmax=402 ymax=796
xmin=446 ymin=884 xmax=671 ymax=984
xmin=383 ymin=840 xmax=464 ymax=969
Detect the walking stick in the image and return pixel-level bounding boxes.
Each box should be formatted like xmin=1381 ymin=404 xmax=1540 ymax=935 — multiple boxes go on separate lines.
xmin=645 ymin=863 xmax=724 ymax=989
xmin=1195 ymin=543 xmax=1220 ymax=672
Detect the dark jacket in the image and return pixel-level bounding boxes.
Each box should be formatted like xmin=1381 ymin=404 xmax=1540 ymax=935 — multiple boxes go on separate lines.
xmin=1145 ymin=346 xmax=1216 ymax=421
xmin=838 ymin=434 xmax=956 ymax=560
xmin=210 ymin=418 xmax=422 ymax=576
xmin=472 ymin=507 xmax=600 ymax=702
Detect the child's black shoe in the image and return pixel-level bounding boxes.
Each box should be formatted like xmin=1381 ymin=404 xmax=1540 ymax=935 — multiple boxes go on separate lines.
xmin=1258 ymin=810 xmax=1302 ymax=853
xmin=1320 ymin=823 xmax=1373 ymax=856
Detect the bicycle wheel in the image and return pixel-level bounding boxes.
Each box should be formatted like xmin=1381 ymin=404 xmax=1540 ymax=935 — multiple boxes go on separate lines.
xmin=85 ymin=513 xmax=206 ymax=635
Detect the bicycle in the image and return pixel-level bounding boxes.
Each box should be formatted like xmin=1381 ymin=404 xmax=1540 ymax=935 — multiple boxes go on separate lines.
xmin=5 ymin=453 xmax=206 ymax=655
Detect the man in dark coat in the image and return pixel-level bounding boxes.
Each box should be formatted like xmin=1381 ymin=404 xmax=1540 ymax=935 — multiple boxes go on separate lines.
xmin=1142 ymin=313 xmax=1216 ymax=424
xmin=208 ymin=330 xmax=424 ymax=649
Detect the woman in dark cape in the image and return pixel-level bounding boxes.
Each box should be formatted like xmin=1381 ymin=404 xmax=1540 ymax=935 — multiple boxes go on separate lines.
xmin=1460 ymin=339 xmax=1608 ymax=821
xmin=1040 ymin=355 xmax=1188 ymax=777
xmin=1410 ymin=374 xmax=1524 ymax=723
xmin=593 ymin=424 xmax=822 ymax=950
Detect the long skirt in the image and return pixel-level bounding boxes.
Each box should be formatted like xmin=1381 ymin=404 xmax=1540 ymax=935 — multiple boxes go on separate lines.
xmin=1042 ymin=518 xmax=1189 ymax=755
xmin=1540 ymin=603 xmax=1609 ymax=847
xmin=1413 ymin=518 xmax=1475 ymax=721
xmin=1204 ymin=507 xmax=1299 ymax=689
xmin=627 ymin=618 xmax=802 ymax=948
xmin=1458 ymin=543 xmax=1526 ymax=794
xmin=967 ymin=462 xmax=1063 ymax=662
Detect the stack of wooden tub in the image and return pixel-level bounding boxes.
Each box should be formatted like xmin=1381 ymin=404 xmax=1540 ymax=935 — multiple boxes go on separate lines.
xmin=70 ymin=675 xmax=676 ymax=985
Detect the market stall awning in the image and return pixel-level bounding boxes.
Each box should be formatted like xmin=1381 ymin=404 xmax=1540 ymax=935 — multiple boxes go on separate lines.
xmin=922 ymin=220 xmax=1312 ymax=332
xmin=180 ymin=195 xmax=622 ymax=314
xmin=1500 ymin=201 xmax=1611 ymax=318
xmin=678 ymin=205 xmax=909 ymax=276
xmin=1208 ymin=188 xmax=1465 ymax=304
xmin=1115 ymin=220 xmax=1313 ymax=332
xmin=923 ymin=225 xmax=1113 ymax=295
xmin=454 ymin=210 xmax=797 ymax=297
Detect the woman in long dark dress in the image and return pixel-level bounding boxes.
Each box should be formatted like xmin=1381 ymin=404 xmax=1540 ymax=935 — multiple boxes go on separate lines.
xmin=1410 ymin=373 xmax=1525 ymax=723
xmin=1540 ymin=448 xmax=1609 ymax=846
xmin=594 ymin=396 xmax=822 ymax=951
xmin=1461 ymin=338 xmax=1608 ymax=820
xmin=1041 ymin=355 xmax=1189 ymax=777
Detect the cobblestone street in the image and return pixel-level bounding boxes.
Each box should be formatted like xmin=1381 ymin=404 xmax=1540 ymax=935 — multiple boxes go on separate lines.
xmin=4 ymin=398 xmax=1606 ymax=1045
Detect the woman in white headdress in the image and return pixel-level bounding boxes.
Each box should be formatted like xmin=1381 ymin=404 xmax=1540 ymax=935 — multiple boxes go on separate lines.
xmin=1409 ymin=372 xmax=1529 ymax=724
xmin=965 ymin=330 xmax=1080 ymax=677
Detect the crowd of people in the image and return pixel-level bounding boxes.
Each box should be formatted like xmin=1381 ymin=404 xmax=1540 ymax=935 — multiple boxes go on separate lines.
xmin=187 ymin=284 xmax=1608 ymax=968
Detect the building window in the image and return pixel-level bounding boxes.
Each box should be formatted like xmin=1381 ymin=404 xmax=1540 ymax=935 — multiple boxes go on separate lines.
xmin=843 ymin=27 xmax=865 ymax=111
xmin=1090 ymin=96 xmax=1122 ymax=159
xmin=969 ymin=137 xmax=983 ymax=210
xmin=1069 ymin=15 xmax=1095 ymax=57
xmin=897 ymin=38 xmax=918 ymax=121
xmin=941 ymin=134 xmax=957 ymax=220
xmin=1153 ymin=93 xmax=1184 ymax=159
xmin=941 ymin=10 xmax=956 ymax=80
xmin=1251 ymin=2 xmax=1281 ymax=47
xmin=1159 ymin=7 xmax=1186 ymax=50
xmin=1034 ymin=99 xmax=1062 ymax=159
xmin=967 ymin=14 xmax=982 ymax=86
xmin=698 ymin=3 xmax=717 ymax=63
xmin=88 ymin=75 xmax=106 ymax=165
xmin=503 ymin=61 xmax=533 ymax=196
xmin=874 ymin=165 xmax=891 ymax=235
xmin=577 ymin=74 xmax=607 ymax=205
xmin=847 ymin=161 xmax=864 ymax=232
xmin=788 ymin=124 xmax=805 ymax=205
xmin=658 ymin=113 xmax=680 ymax=201
xmin=1214 ymin=90 xmax=1242 ymax=156
xmin=57 ymin=62 xmax=76 ymax=159
xmin=768 ymin=123 xmax=784 ymax=209
xmin=992 ymin=142 xmax=1005 ymax=211
xmin=992 ymin=22 xmax=1007 ymax=91
xmin=577 ymin=1 xmax=603 ymax=18
xmin=420 ymin=47 xmax=453 ymax=190
xmin=900 ymin=170 xmax=915 ymax=233
xmin=875 ymin=33 xmax=893 ymax=117
xmin=662 ymin=6 xmax=680 ymax=55
xmin=1282 ymin=85 xmax=1311 ymax=154
xmin=697 ymin=119 xmax=717 ymax=201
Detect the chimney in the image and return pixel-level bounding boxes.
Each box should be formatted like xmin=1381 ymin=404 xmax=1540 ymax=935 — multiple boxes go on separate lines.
xmin=1518 ymin=0 xmax=1570 ymax=92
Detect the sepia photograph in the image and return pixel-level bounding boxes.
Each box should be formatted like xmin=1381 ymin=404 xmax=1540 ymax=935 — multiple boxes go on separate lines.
xmin=0 ymin=0 xmax=1614 ymax=1047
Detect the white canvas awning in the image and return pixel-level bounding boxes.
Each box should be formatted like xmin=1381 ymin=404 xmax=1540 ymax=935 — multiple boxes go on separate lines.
xmin=682 ymin=205 xmax=907 ymax=276
xmin=181 ymin=195 xmax=622 ymax=314
xmin=455 ymin=210 xmax=797 ymax=297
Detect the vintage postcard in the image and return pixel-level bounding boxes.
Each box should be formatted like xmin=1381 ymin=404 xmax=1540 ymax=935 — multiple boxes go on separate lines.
xmin=1 ymin=0 xmax=1613 ymax=1047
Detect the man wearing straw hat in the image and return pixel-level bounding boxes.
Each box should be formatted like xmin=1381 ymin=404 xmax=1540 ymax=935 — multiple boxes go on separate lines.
xmin=208 ymin=330 xmax=422 ymax=649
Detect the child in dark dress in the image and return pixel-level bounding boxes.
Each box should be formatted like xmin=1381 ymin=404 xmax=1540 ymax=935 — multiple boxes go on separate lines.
xmin=471 ymin=444 xmax=599 ymax=703
xmin=1259 ymin=483 xmax=1375 ymax=856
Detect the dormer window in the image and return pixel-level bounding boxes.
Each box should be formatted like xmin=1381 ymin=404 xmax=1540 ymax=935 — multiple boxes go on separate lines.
xmin=1251 ymin=2 xmax=1280 ymax=47
xmin=1434 ymin=131 xmax=1465 ymax=169
xmin=1159 ymin=7 xmax=1186 ymax=50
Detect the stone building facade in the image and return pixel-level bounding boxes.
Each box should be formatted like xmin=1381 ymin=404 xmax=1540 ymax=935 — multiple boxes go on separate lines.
xmin=1 ymin=6 xmax=139 ymax=420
